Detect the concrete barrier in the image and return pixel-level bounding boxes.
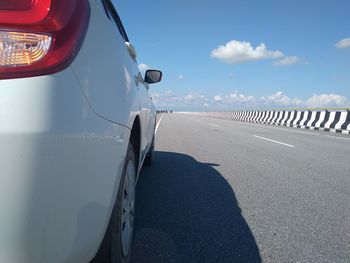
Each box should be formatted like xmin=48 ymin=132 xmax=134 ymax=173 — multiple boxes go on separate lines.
xmin=191 ymin=110 xmax=350 ymax=134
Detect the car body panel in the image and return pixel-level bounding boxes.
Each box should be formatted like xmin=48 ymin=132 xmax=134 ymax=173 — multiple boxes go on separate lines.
xmin=0 ymin=60 xmax=128 ymax=263
xmin=0 ymin=1 xmax=157 ymax=262
xmin=72 ymin=0 xmax=154 ymax=161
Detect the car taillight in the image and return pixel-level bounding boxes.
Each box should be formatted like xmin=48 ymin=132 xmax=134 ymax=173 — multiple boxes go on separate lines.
xmin=0 ymin=0 xmax=90 ymax=80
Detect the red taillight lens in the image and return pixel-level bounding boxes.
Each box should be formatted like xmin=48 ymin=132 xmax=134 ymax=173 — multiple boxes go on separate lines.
xmin=0 ymin=0 xmax=34 ymax=10
xmin=0 ymin=0 xmax=90 ymax=80
xmin=0 ymin=0 xmax=51 ymax=25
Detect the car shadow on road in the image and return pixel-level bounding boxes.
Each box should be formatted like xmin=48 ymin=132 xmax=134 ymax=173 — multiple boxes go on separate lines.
xmin=131 ymin=151 xmax=261 ymax=263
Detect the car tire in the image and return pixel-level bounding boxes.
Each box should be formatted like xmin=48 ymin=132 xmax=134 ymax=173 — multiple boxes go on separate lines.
xmin=110 ymin=143 xmax=136 ymax=263
xmin=93 ymin=143 xmax=136 ymax=263
xmin=144 ymin=135 xmax=155 ymax=166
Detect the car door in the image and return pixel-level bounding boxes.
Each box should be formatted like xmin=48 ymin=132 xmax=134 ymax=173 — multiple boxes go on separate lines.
xmin=107 ymin=0 xmax=151 ymax=156
xmin=73 ymin=0 xmax=140 ymax=126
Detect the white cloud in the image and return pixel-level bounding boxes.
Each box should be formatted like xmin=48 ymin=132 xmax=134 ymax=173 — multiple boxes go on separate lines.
xmin=210 ymin=40 xmax=284 ymax=64
xmin=177 ymin=74 xmax=184 ymax=80
xmin=214 ymin=91 xmax=349 ymax=109
xmin=274 ymin=56 xmax=300 ymax=66
xmin=335 ymin=37 xmax=350 ymax=49
xmin=151 ymin=90 xmax=184 ymax=108
xmin=184 ymin=92 xmax=209 ymax=108
xmin=184 ymin=92 xmax=208 ymax=102
xmin=163 ymin=90 xmax=174 ymax=96
xmin=229 ymin=92 xmax=256 ymax=103
xmin=138 ymin=63 xmax=149 ymax=72
xmin=260 ymin=91 xmax=303 ymax=106
xmin=213 ymin=91 xmax=256 ymax=107
xmin=214 ymin=95 xmax=224 ymax=102
xmin=305 ymin=94 xmax=348 ymax=108
xmin=151 ymin=90 xmax=349 ymax=110
xmin=151 ymin=90 xmax=209 ymax=110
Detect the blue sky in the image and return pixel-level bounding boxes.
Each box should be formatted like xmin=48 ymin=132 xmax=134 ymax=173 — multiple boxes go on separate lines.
xmin=116 ymin=0 xmax=350 ymax=111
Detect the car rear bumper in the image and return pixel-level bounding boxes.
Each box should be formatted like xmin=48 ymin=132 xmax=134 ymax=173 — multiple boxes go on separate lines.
xmin=0 ymin=69 xmax=129 ymax=263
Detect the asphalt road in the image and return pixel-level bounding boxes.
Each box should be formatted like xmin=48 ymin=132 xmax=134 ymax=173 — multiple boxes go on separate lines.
xmin=131 ymin=113 xmax=350 ymax=263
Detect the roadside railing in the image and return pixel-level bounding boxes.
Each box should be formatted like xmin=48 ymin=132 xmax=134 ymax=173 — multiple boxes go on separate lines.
xmin=187 ymin=110 xmax=350 ymax=134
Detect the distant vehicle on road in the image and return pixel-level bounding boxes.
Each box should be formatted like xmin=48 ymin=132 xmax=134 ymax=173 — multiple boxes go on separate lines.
xmin=0 ymin=0 xmax=161 ymax=262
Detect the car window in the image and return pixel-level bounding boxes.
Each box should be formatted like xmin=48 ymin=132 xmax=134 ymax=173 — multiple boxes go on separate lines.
xmin=101 ymin=0 xmax=129 ymax=42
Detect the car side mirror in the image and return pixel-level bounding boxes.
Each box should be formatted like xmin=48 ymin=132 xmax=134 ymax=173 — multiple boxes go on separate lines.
xmin=144 ymin=70 xmax=162 ymax=84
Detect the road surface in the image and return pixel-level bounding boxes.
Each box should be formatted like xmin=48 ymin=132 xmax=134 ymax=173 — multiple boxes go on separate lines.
xmin=131 ymin=113 xmax=350 ymax=263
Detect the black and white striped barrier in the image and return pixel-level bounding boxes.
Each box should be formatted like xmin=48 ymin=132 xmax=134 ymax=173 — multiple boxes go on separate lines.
xmin=194 ymin=110 xmax=350 ymax=134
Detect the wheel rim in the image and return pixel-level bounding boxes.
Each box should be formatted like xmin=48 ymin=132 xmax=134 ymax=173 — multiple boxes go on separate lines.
xmin=121 ymin=159 xmax=136 ymax=257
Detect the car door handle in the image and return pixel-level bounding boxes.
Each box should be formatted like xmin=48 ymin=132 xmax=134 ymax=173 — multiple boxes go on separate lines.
xmin=125 ymin=42 xmax=137 ymax=60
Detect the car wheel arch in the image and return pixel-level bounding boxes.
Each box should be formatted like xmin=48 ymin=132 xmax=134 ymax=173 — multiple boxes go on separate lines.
xmin=130 ymin=115 xmax=141 ymax=175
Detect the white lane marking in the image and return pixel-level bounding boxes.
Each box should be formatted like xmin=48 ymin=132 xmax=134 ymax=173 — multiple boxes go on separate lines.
xmin=210 ymin=123 xmax=220 ymax=128
xmin=201 ymin=116 xmax=321 ymax=136
xmin=155 ymin=115 xmax=164 ymax=134
xmin=325 ymin=135 xmax=350 ymax=141
xmin=253 ymin=135 xmax=295 ymax=148
xmin=194 ymin=115 xmax=350 ymax=141
xmin=247 ymin=122 xmax=321 ymax=136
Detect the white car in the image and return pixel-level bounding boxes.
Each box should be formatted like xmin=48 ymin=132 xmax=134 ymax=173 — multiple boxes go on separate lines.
xmin=0 ymin=0 xmax=161 ymax=262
